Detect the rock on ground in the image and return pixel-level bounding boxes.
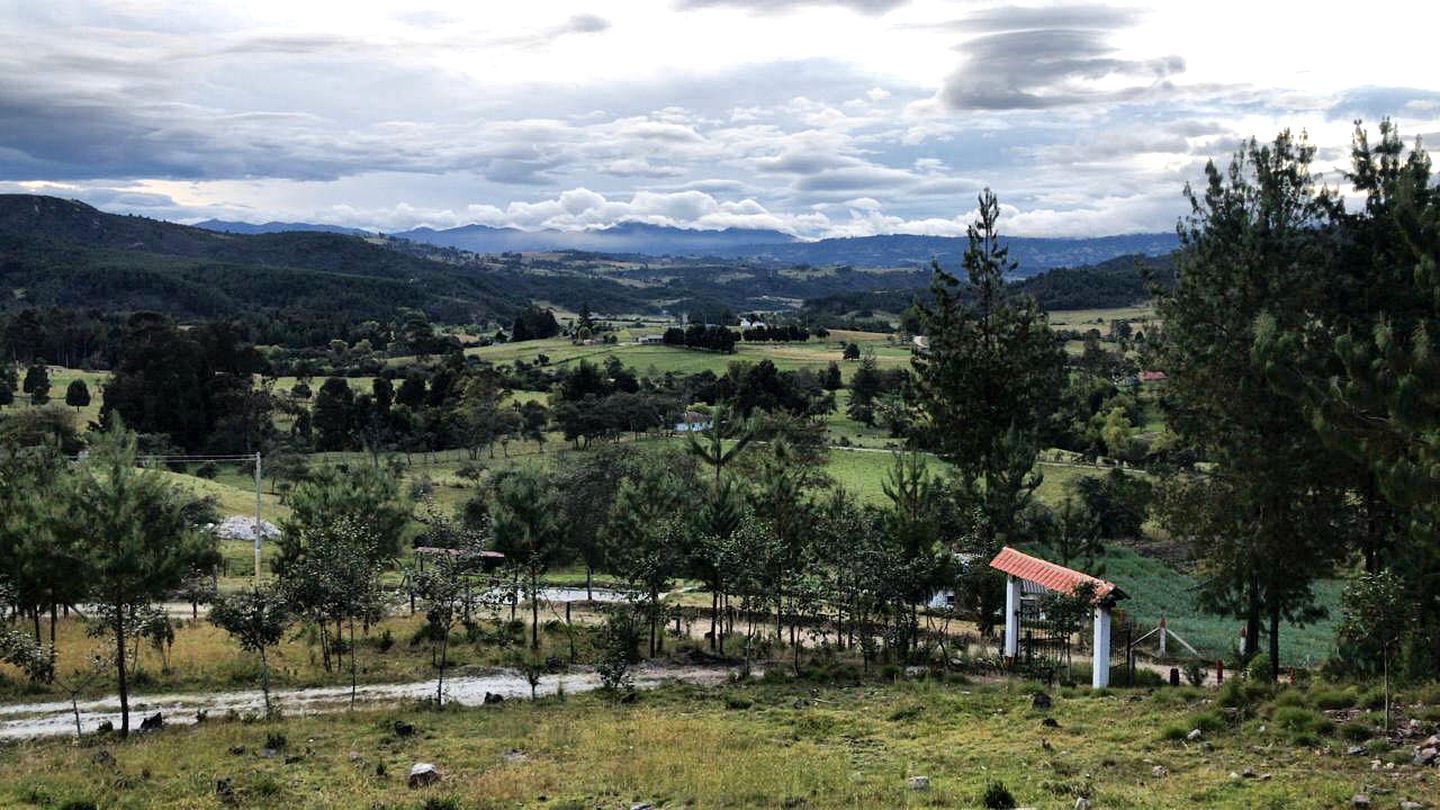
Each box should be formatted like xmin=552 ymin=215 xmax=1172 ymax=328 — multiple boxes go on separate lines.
xmin=408 ymin=763 xmax=442 ymax=788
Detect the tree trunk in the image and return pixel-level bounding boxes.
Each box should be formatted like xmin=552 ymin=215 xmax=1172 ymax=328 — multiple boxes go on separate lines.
xmin=1243 ymin=577 xmax=1261 ymax=661
xmin=709 ymin=591 xmax=718 ymax=651
xmin=436 ymin=623 xmax=449 ymax=707
xmin=530 ymin=572 xmax=540 ymax=650
xmin=1267 ymin=600 xmax=1281 ymax=683
xmin=349 ymin=619 xmax=358 ymax=708
xmin=114 ymin=617 xmax=130 ymax=737
xmin=259 ymin=646 xmax=272 ymax=720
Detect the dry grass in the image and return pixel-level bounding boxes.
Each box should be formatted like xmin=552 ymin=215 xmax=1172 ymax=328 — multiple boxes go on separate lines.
xmin=2 ymin=677 xmax=1430 ymax=809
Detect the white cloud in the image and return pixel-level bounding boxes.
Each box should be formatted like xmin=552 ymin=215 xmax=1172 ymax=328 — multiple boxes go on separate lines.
xmin=2 ymin=0 xmax=1439 ymax=238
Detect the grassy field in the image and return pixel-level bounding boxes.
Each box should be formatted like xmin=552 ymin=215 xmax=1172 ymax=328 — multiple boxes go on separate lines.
xmin=3 ymin=675 xmax=1434 ymax=809
xmin=1090 ymin=546 xmax=1340 ymax=666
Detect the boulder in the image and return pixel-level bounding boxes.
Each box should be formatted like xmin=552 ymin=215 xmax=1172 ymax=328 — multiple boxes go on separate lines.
xmin=1075 ymin=799 xmax=1092 ymax=810
xmin=392 ymin=720 xmax=416 ymax=738
xmin=1032 ymin=692 xmax=1052 ymax=710
xmin=139 ymin=712 xmax=164 ymax=731
xmin=630 ymin=804 xmax=654 ymax=810
xmin=1414 ymin=747 xmax=1438 ymax=766
xmin=215 ymin=778 xmax=236 ymax=805
xmin=503 ymin=749 xmax=528 ymax=764
xmin=1042 ymin=717 xmax=1060 ymax=728
xmin=1346 ymin=745 xmax=1367 ymax=757
xmin=408 ymin=763 xmax=442 ymax=788
xmin=1241 ymin=767 xmax=1257 ymax=779
xmin=484 ymin=692 xmax=505 ymax=705
xmin=1186 ymin=728 xmax=1203 ymax=742
xmin=96 ymin=720 xmax=114 ymax=734
xmin=1399 ymin=802 xmax=1424 ymax=810
xmin=258 ymin=748 xmax=278 ymax=759
xmin=907 ymin=776 xmax=930 ymax=791
xmin=1351 ymin=795 xmax=1370 ymax=809
xmin=1151 ymin=765 xmax=1168 ymax=778
xmin=91 ymin=749 xmax=114 ymax=767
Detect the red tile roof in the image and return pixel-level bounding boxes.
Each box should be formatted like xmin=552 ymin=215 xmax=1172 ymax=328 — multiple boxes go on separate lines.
xmin=988 ymin=546 xmax=1126 ymax=603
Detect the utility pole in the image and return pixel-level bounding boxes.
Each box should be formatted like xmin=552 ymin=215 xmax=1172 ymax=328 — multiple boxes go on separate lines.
xmin=254 ymin=451 xmax=263 ymax=585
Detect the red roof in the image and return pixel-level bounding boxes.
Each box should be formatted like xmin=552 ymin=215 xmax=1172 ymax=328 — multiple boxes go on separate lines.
xmin=1139 ymin=370 xmax=1167 ymax=383
xmin=989 ymin=546 xmax=1125 ymax=603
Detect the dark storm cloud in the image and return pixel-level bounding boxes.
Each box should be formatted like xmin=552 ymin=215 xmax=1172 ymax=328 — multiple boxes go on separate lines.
xmin=935 ymin=4 xmax=1184 ymax=110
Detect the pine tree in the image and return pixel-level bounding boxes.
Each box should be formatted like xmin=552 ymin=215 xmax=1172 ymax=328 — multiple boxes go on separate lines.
xmin=913 ymin=189 xmax=1065 ymax=545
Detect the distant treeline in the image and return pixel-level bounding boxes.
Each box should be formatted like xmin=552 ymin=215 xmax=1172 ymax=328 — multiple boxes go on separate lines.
xmin=800 ymin=253 xmax=1175 ymax=325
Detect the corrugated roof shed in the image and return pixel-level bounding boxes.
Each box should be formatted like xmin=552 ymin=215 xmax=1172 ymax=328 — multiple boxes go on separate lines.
xmin=989 ymin=546 xmax=1126 ymax=604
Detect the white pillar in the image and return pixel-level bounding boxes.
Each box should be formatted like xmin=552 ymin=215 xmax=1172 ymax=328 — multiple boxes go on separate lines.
xmin=1158 ymin=616 xmax=1167 ymax=655
xmin=1003 ymin=575 xmax=1021 ymax=658
xmin=1092 ymin=606 xmax=1112 ymax=689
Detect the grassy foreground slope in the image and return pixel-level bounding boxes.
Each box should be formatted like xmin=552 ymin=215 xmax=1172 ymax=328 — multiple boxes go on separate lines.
xmin=2 ymin=678 xmax=1431 ymax=809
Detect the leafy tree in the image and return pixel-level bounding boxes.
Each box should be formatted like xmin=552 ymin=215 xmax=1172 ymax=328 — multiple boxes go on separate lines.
xmin=821 ymin=361 xmax=842 ymax=391
xmin=64 ymin=379 xmax=90 ymax=412
xmin=913 ymin=189 xmax=1065 ymax=546
xmin=842 ymin=342 xmax=861 ymax=361
xmin=311 ymin=377 xmax=355 ymax=451
xmin=280 ymin=517 xmax=389 ymax=704
xmin=209 ymin=587 xmax=292 ymax=719
xmin=608 ymin=461 xmax=691 ymax=654
xmin=1339 ymin=570 xmax=1410 ymax=731
xmin=65 ymin=424 xmax=216 ymax=736
xmin=23 ymin=364 xmax=50 ymax=405
xmin=491 ymin=468 xmax=564 ymax=649
xmin=277 ymin=465 xmax=408 ymax=574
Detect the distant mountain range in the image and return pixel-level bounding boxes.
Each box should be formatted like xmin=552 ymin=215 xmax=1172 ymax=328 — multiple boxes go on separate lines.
xmin=195 ymin=216 xmax=1178 ymax=274
xmin=718 ymin=232 xmax=1179 ymax=275
xmin=389 ymin=221 xmax=799 ymax=255
xmin=194 ymin=219 xmax=373 ymax=237
xmin=0 ymin=195 xmax=1169 ymax=325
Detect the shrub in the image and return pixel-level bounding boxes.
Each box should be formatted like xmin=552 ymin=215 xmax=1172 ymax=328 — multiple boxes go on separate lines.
xmin=1273 ymin=689 xmax=1307 ymax=708
xmin=1273 ymin=706 xmax=1332 ymax=737
xmin=982 ymin=780 xmax=1017 ymax=809
xmin=1159 ymin=725 xmax=1187 ymax=742
xmin=1312 ymin=687 xmax=1356 ymax=710
xmin=1245 ymin=654 xmax=1272 ymax=681
xmin=1188 ymin=710 xmax=1226 ymax=733
xmin=1339 ymin=721 xmax=1373 ymax=742
xmin=1183 ymin=661 xmax=1205 ymax=686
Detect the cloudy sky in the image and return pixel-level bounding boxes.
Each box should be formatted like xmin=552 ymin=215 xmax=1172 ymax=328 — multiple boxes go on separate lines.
xmin=3 ymin=0 xmax=1439 ymax=238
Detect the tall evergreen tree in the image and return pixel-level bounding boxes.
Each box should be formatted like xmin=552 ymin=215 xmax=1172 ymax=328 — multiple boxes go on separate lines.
xmin=913 ymin=189 xmax=1065 ymax=545
xmin=1159 ymin=131 xmax=1349 ymax=677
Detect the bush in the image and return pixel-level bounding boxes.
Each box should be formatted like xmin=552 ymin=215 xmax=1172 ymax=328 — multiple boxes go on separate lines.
xmin=1188 ymin=710 xmax=1226 ymax=733
xmin=1312 ymin=687 xmax=1357 ymax=710
xmin=1272 ymin=706 xmax=1332 ymax=737
xmin=1339 ymin=721 xmax=1373 ymax=742
xmin=1245 ymin=654 xmax=1272 ymax=681
xmin=982 ymin=780 xmax=1017 ymax=809
xmin=1159 ymin=725 xmax=1187 ymax=742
